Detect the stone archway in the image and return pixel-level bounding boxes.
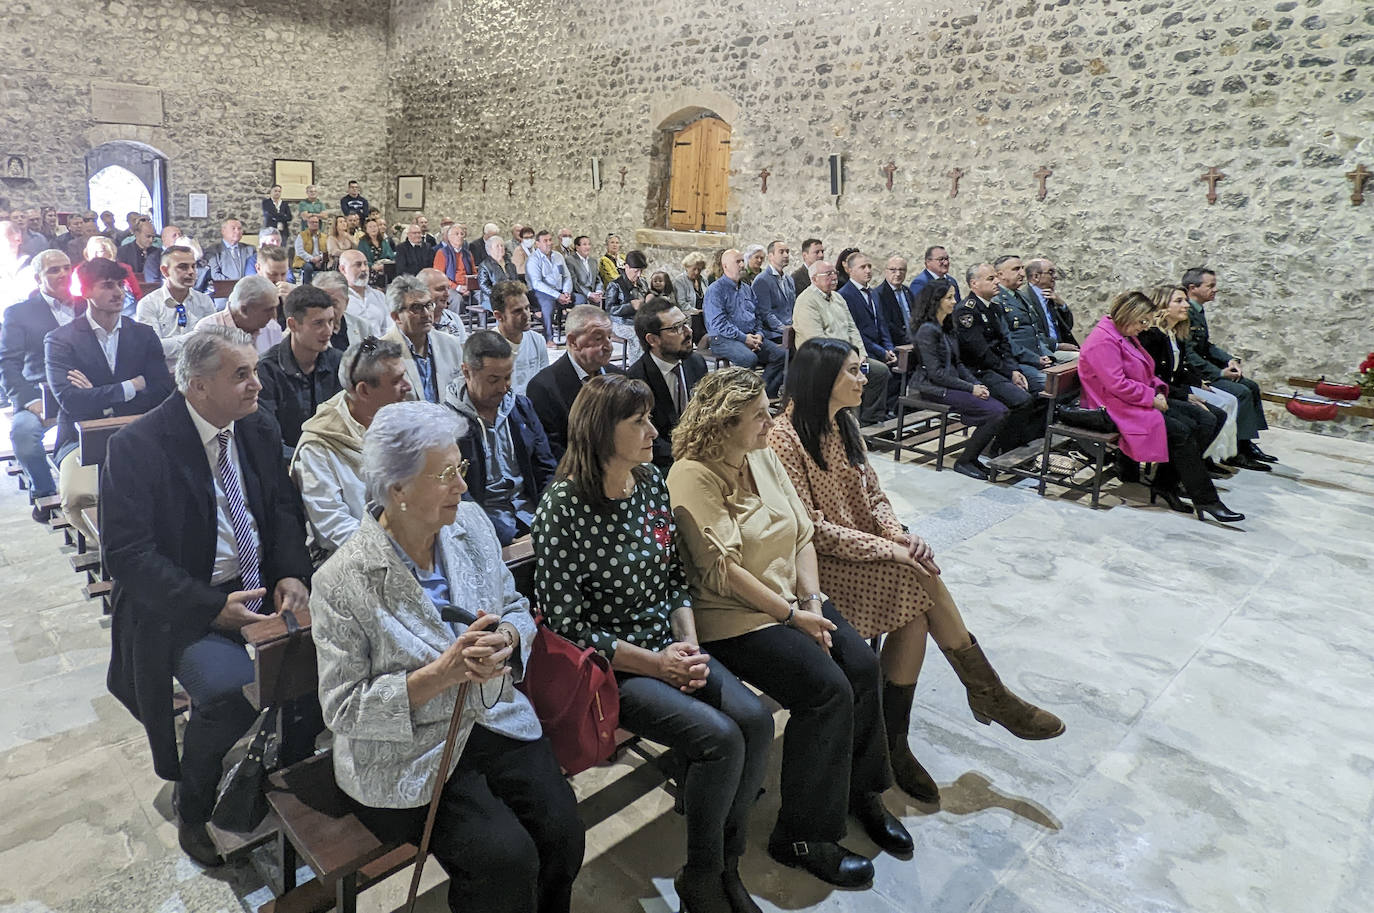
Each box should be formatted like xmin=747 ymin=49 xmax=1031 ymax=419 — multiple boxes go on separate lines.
xmin=644 ymin=91 xmax=740 ymax=232
xmin=84 ymin=140 xmax=169 ymax=229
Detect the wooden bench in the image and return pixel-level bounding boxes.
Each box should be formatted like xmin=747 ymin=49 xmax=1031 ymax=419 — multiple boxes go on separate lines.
xmin=887 ymin=345 xmax=969 ymax=469
xmin=251 ymin=537 xmax=667 ymax=913
xmin=1013 ymin=361 xmax=1122 ymax=508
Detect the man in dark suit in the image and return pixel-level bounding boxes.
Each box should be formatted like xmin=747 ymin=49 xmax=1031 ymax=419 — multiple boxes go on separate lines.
xmin=448 ymin=330 xmax=557 ymax=545
xmin=526 ymin=304 xmax=625 ymax=458
xmin=752 ymin=240 xmax=796 ymax=344
xmin=955 ymin=263 xmax=1042 ymax=452
xmin=1 ymin=249 xmax=76 ymax=508
xmin=103 ymin=323 xmax=313 ymax=868
xmin=116 ymin=218 xmax=161 ymax=283
xmin=791 ymin=238 xmax=824 ymax=296
xmin=992 ymin=255 xmax=1051 ymax=391
xmin=908 ymin=245 xmax=960 ymax=303
xmin=627 ymin=298 xmax=707 ymax=468
xmin=46 ymin=257 xmax=174 ymax=542
xmin=873 ymin=256 xmax=917 ymax=350
xmin=838 ymin=251 xmax=899 ymax=415
xmin=1025 ymin=258 xmax=1079 ymax=350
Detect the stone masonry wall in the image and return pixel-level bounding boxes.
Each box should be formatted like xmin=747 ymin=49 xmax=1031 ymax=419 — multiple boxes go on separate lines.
xmin=0 ymin=0 xmax=391 ymax=239
xmin=388 ymin=0 xmax=1374 ymax=435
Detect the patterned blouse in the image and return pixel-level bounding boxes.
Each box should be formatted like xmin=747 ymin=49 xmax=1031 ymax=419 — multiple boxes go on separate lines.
xmin=768 ymin=413 xmax=905 ymax=562
xmin=531 ymin=467 xmax=690 ymax=662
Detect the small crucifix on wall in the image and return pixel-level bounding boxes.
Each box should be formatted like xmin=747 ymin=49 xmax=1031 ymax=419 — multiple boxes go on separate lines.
xmin=1346 ymin=163 xmax=1370 ymax=206
xmin=507 ymin=178 xmax=514 ymax=199
xmin=880 ymin=161 xmax=896 ymax=191
xmin=947 ymin=167 xmax=965 ymax=199
xmin=481 ymin=178 xmax=487 ymax=193
xmin=759 ymin=168 xmax=771 ymax=194
xmin=1200 ymin=166 xmax=1226 ymax=205
xmin=457 ymin=175 xmax=464 ymax=192
xmin=618 ymin=166 xmax=628 ymax=189
xmin=528 ymin=167 xmax=536 ymax=188
xmin=1034 ymin=166 xmax=1053 ymax=202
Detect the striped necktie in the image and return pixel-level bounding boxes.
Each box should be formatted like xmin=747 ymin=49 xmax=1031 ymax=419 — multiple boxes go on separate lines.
xmin=215 ymin=429 xmax=263 ymax=611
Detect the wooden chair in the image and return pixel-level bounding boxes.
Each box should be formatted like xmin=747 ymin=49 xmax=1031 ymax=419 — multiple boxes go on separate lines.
xmin=1009 ymin=362 xmax=1121 ymax=508
xmin=888 ymin=346 xmax=968 ymax=469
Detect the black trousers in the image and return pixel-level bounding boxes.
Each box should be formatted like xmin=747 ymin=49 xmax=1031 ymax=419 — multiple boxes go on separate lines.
xmin=978 ymin=371 xmax=1044 ymax=453
xmin=617 ymin=657 xmax=774 ymax=872
xmin=352 ymin=727 xmax=583 ymax=913
xmin=1211 ymin=376 xmax=1268 ymax=440
xmin=937 ymin=387 xmax=1009 ymax=464
xmin=1156 ymin=409 xmax=1219 ymax=504
xmin=704 ymin=601 xmax=891 ymax=845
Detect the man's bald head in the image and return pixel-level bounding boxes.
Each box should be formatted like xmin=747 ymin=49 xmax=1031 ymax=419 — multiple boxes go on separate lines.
xmin=720 ymin=248 xmax=744 ymax=281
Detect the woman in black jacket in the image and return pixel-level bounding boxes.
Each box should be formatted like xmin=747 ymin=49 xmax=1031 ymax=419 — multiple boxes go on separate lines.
xmin=1138 ymin=285 xmax=1235 ymax=495
xmin=908 ymin=278 xmax=1009 ymax=480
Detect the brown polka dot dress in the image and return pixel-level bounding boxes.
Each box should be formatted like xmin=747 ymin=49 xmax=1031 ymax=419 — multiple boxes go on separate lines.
xmin=768 ymin=413 xmax=935 ymax=639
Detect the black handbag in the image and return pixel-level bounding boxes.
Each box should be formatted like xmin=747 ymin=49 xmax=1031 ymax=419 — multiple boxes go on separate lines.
xmin=210 ymin=609 xmax=304 ymax=833
xmin=1057 ymin=406 xmax=1117 ymax=434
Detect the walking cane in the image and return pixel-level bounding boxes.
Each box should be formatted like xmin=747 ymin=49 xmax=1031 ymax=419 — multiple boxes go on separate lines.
xmin=403 ymin=679 xmax=471 ymax=913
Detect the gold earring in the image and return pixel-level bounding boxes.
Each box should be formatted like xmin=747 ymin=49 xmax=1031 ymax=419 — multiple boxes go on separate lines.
xmin=399 ymin=501 xmax=408 ymax=512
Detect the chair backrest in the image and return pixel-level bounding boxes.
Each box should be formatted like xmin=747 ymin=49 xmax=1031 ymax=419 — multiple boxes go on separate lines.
xmin=1042 ymin=362 xmax=1081 ymax=400
xmin=243 ymin=607 xmax=318 ymax=708
xmin=77 ymin=414 xmax=139 ymax=467
xmin=781 ymin=324 xmax=796 ymax=354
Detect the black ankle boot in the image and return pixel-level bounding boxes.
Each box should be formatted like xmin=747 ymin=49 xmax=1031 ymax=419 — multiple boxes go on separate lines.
xmin=721 ymin=860 xmax=762 ymax=913
xmin=881 ymin=681 xmax=940 ymax=803
xmin=675 ymin=867 xmax=732 ymax=913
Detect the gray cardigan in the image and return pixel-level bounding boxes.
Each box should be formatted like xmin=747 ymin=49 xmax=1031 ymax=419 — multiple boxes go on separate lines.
xmin=311 ymin=504 xmax=540 ymax=808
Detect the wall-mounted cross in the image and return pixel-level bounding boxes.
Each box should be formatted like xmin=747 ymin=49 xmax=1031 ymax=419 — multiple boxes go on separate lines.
xmin=880 ymin=161 xmax=897 ymax=191
xmin=507 ymin=178 xmax=514 ymax=198
xmin=1346 ymin=163 xmax=1370 ymax=206
xmin=457 ymin=175 xmax=464 ymax=192
xmin=759 ymin=168 xmax=771 ymax=194
xmin=1200 ymin=166 xmax=1226 ymax=205
xmin=481 ymin=178 xmax=487 ymax=192
xmin=1034 ymin=166 xmax=1053 ymax=202
xmin=947 ymin=167 xmax=965 ymax=199
xmin=528 ymin=167 xmax=536 ymax=188
xmin=618 ymin=166 xmax=628 ymax=189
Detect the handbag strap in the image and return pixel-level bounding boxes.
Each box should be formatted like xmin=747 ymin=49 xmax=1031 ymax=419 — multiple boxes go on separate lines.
xmin=403 ymin=679 xmax=470 ymax=913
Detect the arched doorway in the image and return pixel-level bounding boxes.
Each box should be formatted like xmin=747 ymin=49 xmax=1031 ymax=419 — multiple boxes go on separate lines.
xmin=666 ymin=117 xmax=731 ymax=232
xmin=85 ymin=141 xmax=168 ymax=230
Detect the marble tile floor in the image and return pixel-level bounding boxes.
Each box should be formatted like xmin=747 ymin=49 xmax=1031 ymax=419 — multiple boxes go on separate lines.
xmin=0 ymin=426 xmax=1370 ymax=913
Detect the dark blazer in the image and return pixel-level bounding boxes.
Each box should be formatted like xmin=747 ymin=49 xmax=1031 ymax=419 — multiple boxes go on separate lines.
xmin=1138 ymin=327 xmax=1204 ymax=399
xmin=872 ymin=281 xmax=914 ymax=352
xmin=996 ymin=286 xmax=1053 ymax=364
xmin=838 ymin=281 xmax=893 ymax=360
xmin=954 ymin=294 xmax=1019 ymax=378
xmin=262 ymin=198 xmax=292 ymax=232
xmin=394 ymin=240 xmax=433 ymax=277
xmin=791 ymin=264 xmax=812 ymax=297
xmin=626 ymin=351 xmax=708 ymax=467
xmin=256 ymin=339 xmax=343 ymax=453
xmin=103 ymin=392 xmax=310 ymax=779
xmin=910 ymin=321 xmax=978 ymax=398
xmin=526 ymin=355 xmax=625 ymax=459
xmin=117 ymin=242 xmax=162 ymax=283
xmin=197 ymin=241 xmax=252 ymax=290
xmin=751 ymin=267 xmax=795 ymax=343
xmin=44 ymin=315 xmax=173 ymax=458
xmin=467 ymin=237 xmax=489 ymax=268
xmin=908 ymin=269 xmax=960 ymax=304
xmin=453 ymin=393 xmax=557 ymax=545
xmin=1 ymin=290 xmax=63 ymax=408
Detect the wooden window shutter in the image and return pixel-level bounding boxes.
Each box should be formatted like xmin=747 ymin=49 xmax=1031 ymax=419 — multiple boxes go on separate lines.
xmin=667 ymin=117 xmax=731 ymax=232
xmin=667 ymin=125 xmax=700 ymax=231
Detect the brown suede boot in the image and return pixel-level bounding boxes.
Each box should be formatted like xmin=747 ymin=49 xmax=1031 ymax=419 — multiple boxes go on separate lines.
xmin=881 ymin=680 xmax=940 ymax=803
xmin=942 ymin=635 xmax=1065 ymax=740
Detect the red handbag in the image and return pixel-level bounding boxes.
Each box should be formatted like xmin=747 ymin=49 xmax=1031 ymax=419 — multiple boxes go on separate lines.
xmin=1285 ymin=397 xmax=1338 ymax=421
xmin=516 ymin=619 xmax=620 ymax=775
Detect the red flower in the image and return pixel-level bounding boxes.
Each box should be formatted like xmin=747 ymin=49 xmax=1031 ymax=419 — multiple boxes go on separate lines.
xmin=645 ymin=509 xmax=673 ymax=551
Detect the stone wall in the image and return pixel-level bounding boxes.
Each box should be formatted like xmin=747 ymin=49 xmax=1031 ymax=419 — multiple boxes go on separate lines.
xmin=0 ymin=0 xmax=390 ymax=239
xmin=387 ymin=0 xmax=1374 ymax=406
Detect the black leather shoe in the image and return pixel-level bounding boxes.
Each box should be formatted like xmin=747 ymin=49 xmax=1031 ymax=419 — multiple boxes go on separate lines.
xmin=178 ymin=820 xmax=223 ymax=867
xmin=853 ymin=794 xmax=914 ymax=856
xmin=1225 ymin=455 xmax=1271 ymax=472
xmin=951 ymin=460 xmax=988 ymax=481
xmin=1203 ymin=458 xmax=1233 ymax=478
xmin=1195 ymin=501 xmax=1245 ymax=523
xmin=1246 ymin=443 xmax=1279 ymax=463
xmin=1149 ymin=485 xmax=1192 ymax=513
xmin=767 ymin=839 xmax=873 ymax=888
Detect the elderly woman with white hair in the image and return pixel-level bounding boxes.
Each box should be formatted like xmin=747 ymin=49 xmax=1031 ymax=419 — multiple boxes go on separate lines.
xmin=310 ymin=400 xmax=584 ymax=913
xmin=477 ymin=235 xmax=520 ymax=312
xmin=674 ymin=251 xmax=710 ymax=313
xmin=740 ymin=244 xmax=766 ymax=285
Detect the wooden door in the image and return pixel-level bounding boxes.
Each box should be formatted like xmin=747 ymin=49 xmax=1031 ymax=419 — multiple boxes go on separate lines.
xmin=667 ymin=118 xmax=731 ymax=232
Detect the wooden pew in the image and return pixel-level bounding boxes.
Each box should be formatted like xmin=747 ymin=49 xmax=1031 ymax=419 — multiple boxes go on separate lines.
xmin=1009 ymin=361 xmax=1121 ymax=508
xmin=72 ymin=415 xmax=137 ymax=607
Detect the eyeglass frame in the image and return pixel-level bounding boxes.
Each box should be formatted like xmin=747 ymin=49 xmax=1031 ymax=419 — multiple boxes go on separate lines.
xmin=426 ymin=460 xmax=471 ymax=485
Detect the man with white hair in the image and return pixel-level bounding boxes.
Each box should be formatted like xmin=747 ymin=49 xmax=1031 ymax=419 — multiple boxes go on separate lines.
xmin=381 ymin=274 xmax=465 ymax=404
xmin=469 ymin=221 xmax=501 ymax=266
xmin=525 ymin=304 xmax=624 ymax=457
xmin=313 ymin=270 xmax=371 ymax=351
xmin=338 ymin=249 xmax=390 ymax=335
xmin=793 ymin=259 xmax=892 ymax=425
xmin=291 ymin=336 xmax=412 ymax=554
xmin=199 ymin=218 xmax=251 ymax=288
xmin=135 ymin=245 xmax=218 ymax=372
xmin=419 ymin=267 xmax=468 ymax=341
xmin=194 ymin=275 xmax=285 ymax=355
xmin=102 ymin=324 xmax=314 ymax=869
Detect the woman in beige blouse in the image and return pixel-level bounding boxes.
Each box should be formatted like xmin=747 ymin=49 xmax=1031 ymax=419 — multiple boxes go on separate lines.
xmin=769 ymin=338 xmax=1064 ymax=807
xmin=326 ymin=215 xmax=356 ymax=263
xmin=667 ymin=367 xmax=911 ymax=891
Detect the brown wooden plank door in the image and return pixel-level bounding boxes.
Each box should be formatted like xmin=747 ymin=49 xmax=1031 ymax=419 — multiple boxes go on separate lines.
xmin=667 ymin=124 xmax=701 ymax=231
xmin=697 ymin=118 xmax=731 ymax=232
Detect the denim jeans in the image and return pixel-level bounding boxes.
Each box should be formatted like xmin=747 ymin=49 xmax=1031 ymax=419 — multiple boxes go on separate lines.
xmin=9 ymin=408 xmax=55 ymax=497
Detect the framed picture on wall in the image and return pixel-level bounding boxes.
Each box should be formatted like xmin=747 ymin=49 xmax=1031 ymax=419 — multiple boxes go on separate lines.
xmin=396 ymin=175 xmax=425 ymax=210
xmin=272 ymin=159 xmax=314 ymax=200
xmin=3 ymin=154 xmax=29 ymax=180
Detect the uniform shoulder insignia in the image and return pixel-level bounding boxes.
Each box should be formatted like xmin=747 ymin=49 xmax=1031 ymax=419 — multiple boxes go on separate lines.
xmin=958 ymin=312 xmax=975 ymax=328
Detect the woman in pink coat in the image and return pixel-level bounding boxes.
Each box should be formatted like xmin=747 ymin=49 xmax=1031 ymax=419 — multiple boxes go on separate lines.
xmin=1078 ymin=291 xmax=1244 ymax=523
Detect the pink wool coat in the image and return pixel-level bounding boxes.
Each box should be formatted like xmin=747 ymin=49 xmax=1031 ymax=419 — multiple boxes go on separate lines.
xmin=1077 ymin=314 xmax=1169 ymax=463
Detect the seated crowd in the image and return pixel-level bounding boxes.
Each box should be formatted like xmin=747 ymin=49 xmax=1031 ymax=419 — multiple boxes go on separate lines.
xmin=0 ymin=186 xmax=1282 ymax=912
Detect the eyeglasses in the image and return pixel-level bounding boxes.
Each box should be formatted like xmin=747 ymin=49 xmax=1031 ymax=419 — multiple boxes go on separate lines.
xmin=930 ymin=256 xmax=951 ymax=263
xmin=428 ymin=460 xmax=470 ymax=485
xmin=658 ymin=318 xmax=690 ymax=334
xmin=402 ymin=301 xmax=437 ymax=315
xmin=348 ymin=336 xmax=380 ymax=382
xmin=813 ymin=269 xmax=837 ymax=277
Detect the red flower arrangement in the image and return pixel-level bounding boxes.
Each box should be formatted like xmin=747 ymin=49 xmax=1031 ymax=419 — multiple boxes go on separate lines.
xmin=1359 ymin=352 xmax=1374 ymax=399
